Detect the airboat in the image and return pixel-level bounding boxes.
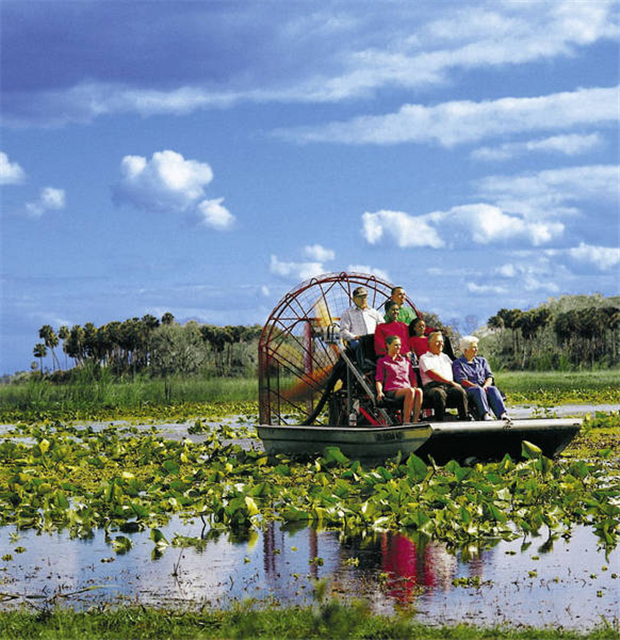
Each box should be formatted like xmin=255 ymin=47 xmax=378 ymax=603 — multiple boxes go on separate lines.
xmin=257 ymin=272 xmax=581 ymax=463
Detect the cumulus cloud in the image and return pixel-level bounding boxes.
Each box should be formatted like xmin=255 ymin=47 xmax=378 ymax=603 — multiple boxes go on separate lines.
xmin=347 ymin=264 xmax=390 ymax=282
xmin=496 ymin=263 xmax=518 ymax=278
xmin=471 ymin=255 xmax=562 ymax=297
xmin=567 ymin=243 xmax=620 ymax=270
xmin=476 ymin=164 xmax=619 ymax=218
xmin=113 ymin=150 xmax=213 ymax=212
xmin=0 ymin=151 xmax=26 ymax=185
xmin=362 ymin=204 xmax=564 ymax=250
xmin=277 ymin=86 xmax=618 ymax=146
xmin=25 ymin=187 xmax=66 ymax=217
xmin=270 ymin=255 xmax=324 ymax=281
xmin=196 ymin=198 xmax=235 ymax=230
xmin=362 ymin=210 xmax=444 ymax=248
xmin=471 ymin=133 xmax=603 ymax=161
xmin=112 ymin=150 xmax=235 ymax=229
xmin=304 ymin=244 xmax=335 ymax=261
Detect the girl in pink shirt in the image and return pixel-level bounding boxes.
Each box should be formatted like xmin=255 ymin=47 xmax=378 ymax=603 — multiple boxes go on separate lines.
xmin=375 ymin=335 xmax=423 ymax=423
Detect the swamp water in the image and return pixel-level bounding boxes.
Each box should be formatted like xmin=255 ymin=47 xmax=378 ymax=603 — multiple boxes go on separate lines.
xmin=1 ymin=518 xmax=617 ymax=630
xmin=1 ymin=411 xmax=618 ymax=631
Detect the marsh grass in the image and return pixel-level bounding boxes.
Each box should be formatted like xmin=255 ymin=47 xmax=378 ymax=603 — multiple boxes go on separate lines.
xmin=495 ymin=369 xmax=620 ymax=405
xmin=0 ymin=369 xmax=617 ymax=423
xmin=0 ymin=604 xmax=617 ymax=640
xmin=0 ymin=374 xmax=258 ymax=422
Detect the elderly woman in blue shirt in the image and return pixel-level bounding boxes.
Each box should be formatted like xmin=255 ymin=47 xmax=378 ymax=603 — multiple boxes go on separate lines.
xmin=452 ymin=336 xmax=509 ymax=421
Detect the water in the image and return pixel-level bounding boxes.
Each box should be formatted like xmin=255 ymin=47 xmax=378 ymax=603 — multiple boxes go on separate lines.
xmin=1 ymin=519 xmax=617 ymax=630
xmin=1 ymin=410 xmax=618 ymax=630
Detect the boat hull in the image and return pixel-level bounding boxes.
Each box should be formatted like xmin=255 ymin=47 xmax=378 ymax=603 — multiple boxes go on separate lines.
xmin=416 ymin=418 xmax=581 ymax=464
xmin=256 ymin=423 xmax=433 ymax=459
xmin=256 ymin=418 xmax=581 ymax=462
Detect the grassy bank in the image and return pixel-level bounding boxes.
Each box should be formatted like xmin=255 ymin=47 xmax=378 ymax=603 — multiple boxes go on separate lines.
xmin=1 ymin=603 xmax=618 ymax=640
xmin=495 ymin=369 xmax=620 ymax=405
xmin=0 ymin=375 xmax=258 ymax=423
xmin=0 ymin=369 xmax=618 ymax=424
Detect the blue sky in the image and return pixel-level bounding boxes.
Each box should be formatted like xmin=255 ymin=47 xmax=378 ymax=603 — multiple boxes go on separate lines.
xmin=1 ymin=0 xmax=619 ymax=375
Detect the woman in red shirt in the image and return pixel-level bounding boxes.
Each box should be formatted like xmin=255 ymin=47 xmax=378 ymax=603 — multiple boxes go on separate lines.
xmin=375 ymin=335 xmax=423 ymax=423
xmin=375 ymin=301 xmax=410 ymax=356
xmin=409 ymin=317 xmax=430 ymax=358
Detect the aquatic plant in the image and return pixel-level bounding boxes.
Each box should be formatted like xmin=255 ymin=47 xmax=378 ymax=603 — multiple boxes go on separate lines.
xmin=0 ymin=420 xmax=618 ymax=558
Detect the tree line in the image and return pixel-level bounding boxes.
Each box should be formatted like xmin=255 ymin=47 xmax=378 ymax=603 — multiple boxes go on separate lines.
xmin=481 ymin=294 xmax=620 ymax=370
xmin=32 ymin=313 xmax=263 ymax=380
xmin=25 ymin=293 xmax=620 ymax=381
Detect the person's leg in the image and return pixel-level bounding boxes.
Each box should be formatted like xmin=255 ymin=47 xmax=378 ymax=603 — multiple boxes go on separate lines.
xmin=412 ymin=387 xmax=423 ymax=422
xmin=486 ymin=385 xmax=508 ymax=418
xmin=393 ymin=387 xmax=414 ymax=423
xmin=424 ymin=384 xmax=447 ymax=421
xmin=467 ymin=386 xmax=490 ymax=419
xmin=447 ymin=385 xmax=468 ymax=420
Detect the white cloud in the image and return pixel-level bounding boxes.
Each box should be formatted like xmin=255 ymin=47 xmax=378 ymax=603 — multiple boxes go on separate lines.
xmin=0 ymin=151 xmax=26 ymax=185
xmin=476 ymin=164 xmax=619 ymax=218
xmin=304 ymin=244 xmax=335 ymax=262
xmin=470 ymin=255 xmax=561 ymax=297
xmin=362 ymin=210 xmax=445 ymax=248
xmin=497 ymin=263 xmax=518 ymax=278
xmin=362 ymin=204 xmax=564 ymax=250
xmin=112 ymin=150 xmax=234 ymax=230
xmin=467 ymin=282 xmax=509 ymax=295
xmin=6 ymin=2 xmax=618 ymax=128
xmin=270 ymin=255 xmax=324 ymax=281
xmin=471 ymin=133 xmax=603 ymax=161
xmin=25 ymin=187 xmax=66 ymax=218
xmin=347 ymin=264 xmax=390 ymax=282
xmin=567 ymin=243 xmax=620 ymax=270
xmin=113 ymin=150 xmax=213 ymax=213
xmin=522 ymin=274 xmax=560 ymax=293
xmin=277 ymin=86 xmax=618 ymax=146
xmin=196 ymin=198 xmax=235 ymax=230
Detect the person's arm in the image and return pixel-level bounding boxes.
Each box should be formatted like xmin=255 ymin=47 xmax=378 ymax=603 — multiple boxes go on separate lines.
xmin=374 ymin=325 xmax=386 ymax=355
xmin=481 ymin=357 xmax=493 ymax=388
xmin=408 ymin=360 xmax=417 ymax=387
xmin=423 ymin=356 xmax=461 ymax=387
xmin=339 ymin=309 xmax=357 ymax=342
xmin=375 ymin=360 xmax=385 ymax=401
xmin=453 ymin=359 xmax=478 ymax=388
xmin=424 ymin=368 xmax=455 ymax=385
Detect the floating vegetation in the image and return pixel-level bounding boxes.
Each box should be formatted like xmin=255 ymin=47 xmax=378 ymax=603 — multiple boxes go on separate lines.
xmin=0 ymin=420 xmax=618 ymax=561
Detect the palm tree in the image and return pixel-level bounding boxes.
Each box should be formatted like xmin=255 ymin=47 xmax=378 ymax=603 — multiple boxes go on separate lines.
xmin=39 ymin=325 xmax=60 ymax=371
xmin=161 ymin=312 xmax=175 ymax=326
xmin=33 ymin=343 xmax=47 ymax=372
xmin=65 ymin=325 xmax=86 ymax=367
xmin=58 ymin=325 xmax=70 ymax=369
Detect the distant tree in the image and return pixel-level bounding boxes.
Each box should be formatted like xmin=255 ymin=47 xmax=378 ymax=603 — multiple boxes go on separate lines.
xmin=65 ymin=325 xmax=86 ymax=367
xmin=33 ymin=343 xmax=47 ymax=372
xmin=487 ymin=314 xmax=504 ymax=331
xmin=39 ymin=325 xmax=60 ymax=371
xmin=161 ymin=312 xmax=175 ymax=325
xmin=58 ymin=325 xmax=70 ymax=369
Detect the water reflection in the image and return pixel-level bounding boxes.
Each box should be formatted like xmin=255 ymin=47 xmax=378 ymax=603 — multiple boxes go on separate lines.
xmin=0 ymin=520 xmax=617 ymax=630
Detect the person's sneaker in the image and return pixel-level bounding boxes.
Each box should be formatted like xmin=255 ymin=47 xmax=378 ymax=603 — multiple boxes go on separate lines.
xmin=500 ymin=413 xmax=510 ymax=420
xmin=483 ymin=413 xmax=493 ymax=421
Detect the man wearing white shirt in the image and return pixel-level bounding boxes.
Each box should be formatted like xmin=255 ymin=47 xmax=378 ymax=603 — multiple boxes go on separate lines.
xmin=419 ymin=332 xmax=468 ymax=421
xmin=339 ymin=286 xmax=384 ymax=367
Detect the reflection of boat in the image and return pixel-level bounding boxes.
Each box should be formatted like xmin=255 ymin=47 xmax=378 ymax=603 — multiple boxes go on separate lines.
xmin=257 ymin=272 xmax=581 ymax=463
